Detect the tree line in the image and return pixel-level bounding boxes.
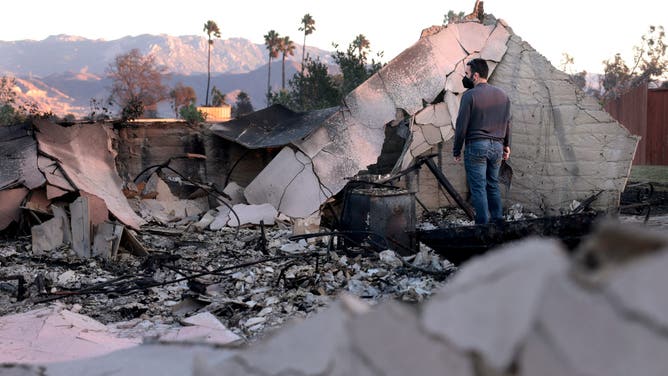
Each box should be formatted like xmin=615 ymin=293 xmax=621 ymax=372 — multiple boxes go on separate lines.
xmin=560 ymin=25 xmax=667 ymax=102
xmin=4 ymin=12 xmax=662 ymax=126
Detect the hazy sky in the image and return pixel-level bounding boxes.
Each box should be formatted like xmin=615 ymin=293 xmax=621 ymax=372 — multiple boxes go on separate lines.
xmin=2 ymin=0 xmax=666 ymax=73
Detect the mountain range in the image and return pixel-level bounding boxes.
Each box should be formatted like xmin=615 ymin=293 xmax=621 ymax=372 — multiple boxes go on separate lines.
xmin=0 ymin=34 xmax=336 ymax=117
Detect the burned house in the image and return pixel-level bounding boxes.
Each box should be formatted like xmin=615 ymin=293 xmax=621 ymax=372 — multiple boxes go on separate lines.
xmin=1 ymin=14 xmax=640 ymax=250
xmin=2 ymin=5 xmax=668 ymax=374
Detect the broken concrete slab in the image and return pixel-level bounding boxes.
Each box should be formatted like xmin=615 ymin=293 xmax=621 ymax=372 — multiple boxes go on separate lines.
xmin=597 ymin=228 xmax=668 ymax=330
xmin=421 ymin=238 xmax=569 ymax=371
xmin=519 ymin=328 xmax=578 ymax=376
xmin=402 ymin=19 xmax=638 ymax=215
xmin=349 ymin=301 xmax=474 ymax=376
xmin=453 ymin=22 xmax=495 ymax=54
xmin=139 ymin=197 xmax=209 ymax=224
xmin=193 ymin=210 xmax=216 ymax=231
xmin=0 ymin=304 xmax=139 ymax=364
xmin=291 ymin=125 xmax=333 ymax=159
xmin=31 ymin=217 xmax=67 ymax=254
xmin=532 ymin=274 xmax=668 ymax=376
xmin=310 ymin=112 xmax=386 ymax=196
xmin=344 ymin=73 xmax=397 ymax=130
xmin=377 ymin=37 xmax=446 ymax=114
xmin=244 ymin=147 xmax=328 ymax=218
xmin=51 ymin=204 xmax=72 ymax=244
xmin=92 ymin=221 xmax=124 ymax=259
xmin=445 ymin=59 xmax=468 ymax=94
xmin=209 ymin=205 xmax=231 ymax=230
xmin=227 ymin=203 xmax=278 ymax=226
xmin=143 ymin=174 xmax=178 ymax=202
xmin=211 ymin=301 xmax=352 ymax=375
xmin=158 ymin=311 xmax=240 ymax=345
xmin=422 ymin=24 xmax=468 ymax=79
xmin=415 ymin=102 xmax=451 ymax=127
xmin=480 ymin=23 xmax=511 ymax=62
xmin=222 ymin=182 xmax=246 ymax=205
xmin=34 ymin=120 xmax=145 ymax=229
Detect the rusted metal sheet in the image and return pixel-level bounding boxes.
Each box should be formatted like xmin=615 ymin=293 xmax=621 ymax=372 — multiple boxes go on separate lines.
xmin=340 ymin=188 xmax=416 ymax=255
xmin=647 ymin=88 xmax=668 ymax=165
xmin=604 ymin=83 xmax=648 ymax=165
xmin=210 ymin=104 xmax=338 ymax=149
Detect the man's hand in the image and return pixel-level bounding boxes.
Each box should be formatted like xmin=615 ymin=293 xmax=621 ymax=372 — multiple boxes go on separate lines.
xmin=454 ymin=156 xmax=461 ymax=163
xmin=503 ymin=146 xmax=511 ymax=160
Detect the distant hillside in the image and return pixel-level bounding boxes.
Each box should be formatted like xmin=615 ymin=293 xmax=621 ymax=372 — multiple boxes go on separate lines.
xmin=0 ymin=34 xmax=334 ymax=76
xmin=1 ymin=34 xmax=336 ymax=117
xmin=15 ymin=60 xmax=332 ymax=117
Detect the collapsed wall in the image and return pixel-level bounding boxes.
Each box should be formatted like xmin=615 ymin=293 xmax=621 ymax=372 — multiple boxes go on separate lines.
xmin=398 ymin=19 xmax=639 ymax=215
xmin=241 ymin=17 xmax=639 ymax=219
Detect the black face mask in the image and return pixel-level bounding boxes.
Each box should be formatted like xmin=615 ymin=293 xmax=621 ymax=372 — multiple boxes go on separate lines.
xmin=462 ymin=75 xmax=475 ymax=89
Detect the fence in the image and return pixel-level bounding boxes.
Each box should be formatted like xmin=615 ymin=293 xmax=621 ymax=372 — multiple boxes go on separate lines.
xmin=605 ymin=83 xmax=668 ymax=165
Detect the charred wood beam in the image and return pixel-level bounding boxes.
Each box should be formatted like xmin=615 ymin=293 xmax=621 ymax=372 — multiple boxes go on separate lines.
xmin=418 ymin=155 xmax=475 ymax=221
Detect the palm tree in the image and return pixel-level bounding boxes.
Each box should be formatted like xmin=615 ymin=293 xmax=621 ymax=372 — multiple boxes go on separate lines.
xmin=352 ymin=34 xmax=370 ymax=59
xmin=298 ymin=14 xmax=316 ymax=76
xmin=279 ymin=36 xmax=296 ymax=89
xmin=264 ymin=30 xmax=280 ymax=100
xmin=203 ymin=20 xmax=221 ymax=106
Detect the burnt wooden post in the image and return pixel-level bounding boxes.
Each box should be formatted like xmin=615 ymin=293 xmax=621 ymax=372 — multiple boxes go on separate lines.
xmin=419 ymin=155 xmax=476 ymax=221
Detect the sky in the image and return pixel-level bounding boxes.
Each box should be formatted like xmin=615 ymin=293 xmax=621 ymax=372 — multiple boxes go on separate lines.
xmin=2 ymin=0 xmax=667 ymax=74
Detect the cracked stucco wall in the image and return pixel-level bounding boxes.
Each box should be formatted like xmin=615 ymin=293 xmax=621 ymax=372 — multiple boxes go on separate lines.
xmin=401 ymin=20 xmax=638 ymax=215
xmin=246 ymin=17 xmax=638 ymax=219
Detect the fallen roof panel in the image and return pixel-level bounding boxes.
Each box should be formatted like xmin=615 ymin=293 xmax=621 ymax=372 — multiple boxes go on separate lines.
xmin=210 ymin=104 xmax=339 ymax=149
xmin=34 ymin=120 xmax=145 ymax=229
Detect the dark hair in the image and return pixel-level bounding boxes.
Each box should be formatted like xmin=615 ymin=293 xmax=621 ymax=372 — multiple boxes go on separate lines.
xmin=467 ymin=58 xmax=489 ymax=79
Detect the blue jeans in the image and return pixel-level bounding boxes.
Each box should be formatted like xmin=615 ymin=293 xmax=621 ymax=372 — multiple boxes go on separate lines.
xmin=464 ymin=139 xmax=504 ymax=224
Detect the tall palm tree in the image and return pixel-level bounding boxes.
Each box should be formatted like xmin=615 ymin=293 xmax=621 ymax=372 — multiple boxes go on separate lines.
xmin=264 ymin=30 xmax=280 ymax=99
xmin=298 ymin=14 xmax=316 ymax=76
xmin=203 ymin=20 xmax=221 ymax=106
xmin=352 ymin=34 xmax=370 ymax=59
xmin=279 ymin=36 xmax=296 ymax=89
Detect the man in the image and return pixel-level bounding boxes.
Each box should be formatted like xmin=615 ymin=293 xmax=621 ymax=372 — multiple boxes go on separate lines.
xmin=453 ymin=58 xmax=511 ymax=225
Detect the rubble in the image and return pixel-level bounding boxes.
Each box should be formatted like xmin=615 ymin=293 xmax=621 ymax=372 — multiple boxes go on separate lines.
xmin=0 ymin=5 xmax=662 ymax=374
xmin=0 ymin=304 xmax=139 ymax=364
xmin=34 ymin=120 xmax=145 ymax=229
xmin=0 ymin=224 xmax=453 ymax=363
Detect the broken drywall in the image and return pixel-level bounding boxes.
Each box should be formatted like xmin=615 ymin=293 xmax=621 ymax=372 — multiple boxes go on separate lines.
xmin=0 ymin=304 xmax=139 ymax=364
xmin=0 ymin=123 xmax=45 ymax=191
xmin=34 ymin=120 xmax=145 ymax=229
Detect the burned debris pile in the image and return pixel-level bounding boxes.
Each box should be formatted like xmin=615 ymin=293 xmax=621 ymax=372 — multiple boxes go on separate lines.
xmin=0 ymin=6 xmax=662 ymax=371
xmin=0 ymin=224 xmax=453 ymax=362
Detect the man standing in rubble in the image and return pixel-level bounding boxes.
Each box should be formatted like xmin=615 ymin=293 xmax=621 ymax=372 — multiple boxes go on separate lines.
xmin=453 ymin=58 xmax=511 ymax=225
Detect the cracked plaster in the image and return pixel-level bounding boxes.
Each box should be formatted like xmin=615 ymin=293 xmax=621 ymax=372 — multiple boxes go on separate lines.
xmin=243 ymin=16 xmax=637 ymax=219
